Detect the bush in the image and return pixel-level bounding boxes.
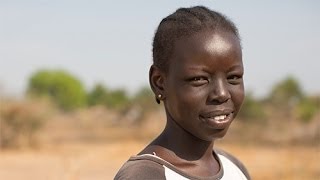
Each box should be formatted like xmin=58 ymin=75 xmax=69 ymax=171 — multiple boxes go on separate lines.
xmin=87 ymin=84 xmax=108 ymax=106
xmin=295 ymin=97 xmax=320 ymax=123
xmin=132 ymin=86 xmax=157 ymax=110
xmin=87 ymin=84 xmax=130 ymax=109
xmin=238 ymin=93 xmax=266 ymax=121
xmin=105 ymin=89 xmax=129 ymax=109
xmin=117 ymin=87 xmax=158 ymax=124
xmin=268 ymin=76 xmax=304 ymax=106
xmin=0 ymin=100 xmax=51 ymax=148
xmin=27 ymin=69 xmax=87 ymax=110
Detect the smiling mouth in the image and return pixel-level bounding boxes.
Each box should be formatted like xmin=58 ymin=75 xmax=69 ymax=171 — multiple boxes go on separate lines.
xmin=205 ymin=113 xmax=231 ymax=123
xmin=212 ymin=114 xmax=228 ymax=121
xmin=200 ymin=112 xmax=233 ymax=129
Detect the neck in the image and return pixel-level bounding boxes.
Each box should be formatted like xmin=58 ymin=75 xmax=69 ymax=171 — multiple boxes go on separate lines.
xmin=152 ymin=116 xmax=215 ymax=162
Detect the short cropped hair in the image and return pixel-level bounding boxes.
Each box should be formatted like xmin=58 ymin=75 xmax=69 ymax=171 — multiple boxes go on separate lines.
xmin=152 ymin=6 xmax=240 ymax=72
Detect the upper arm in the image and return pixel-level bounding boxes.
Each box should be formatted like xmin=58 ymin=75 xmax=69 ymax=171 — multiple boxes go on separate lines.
xmin=114 ymin=160 xmax=166 ymax=180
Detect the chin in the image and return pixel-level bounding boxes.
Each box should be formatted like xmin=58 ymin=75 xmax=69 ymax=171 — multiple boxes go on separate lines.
xmin=197 ymin=129 xmax=230 ymax=142
xmin=209 ymin=127 xmax=230 ymax=141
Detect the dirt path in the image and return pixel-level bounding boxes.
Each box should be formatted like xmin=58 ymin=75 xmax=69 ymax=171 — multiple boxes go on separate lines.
xmin=0 ymin=140 xmax=319 ymax=180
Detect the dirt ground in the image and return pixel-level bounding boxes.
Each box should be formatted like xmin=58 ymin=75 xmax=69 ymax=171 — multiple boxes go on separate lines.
xmin=0 ymin=139 xmax=319 ymax=180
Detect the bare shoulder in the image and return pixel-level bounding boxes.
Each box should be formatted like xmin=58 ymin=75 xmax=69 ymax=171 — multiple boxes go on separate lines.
xmin=114 ymin=158 xmax=165 ymax=180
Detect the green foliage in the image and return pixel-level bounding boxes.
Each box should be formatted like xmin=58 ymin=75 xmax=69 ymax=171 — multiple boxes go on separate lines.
xmin=268 ymin=76 xmax=304 ymax=106
xmin=132 ymin=86 xmax=157 ymax=110
xmin=27 ymin=70 xmax=87 ymax=110
xmin=118 ymin=86 xmax=158 ymax=124
xmin=295 ymin=97 xmax=320 ymax=123
xmin=238 ymin=93 xmax=266 ymax=121
xmin=87 ymin=84 xmax=108 ymax=106
xmin=106 ymin=89 xmax=129 ymax=109
xmin=264 ymin=76 xmax=320 ymax=123
xmin=87 ymin=83 xmax=129 ymax=109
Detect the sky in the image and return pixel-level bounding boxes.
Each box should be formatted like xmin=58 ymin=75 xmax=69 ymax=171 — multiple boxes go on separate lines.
xmin=0 ymin=0 xmax=319 ymax=98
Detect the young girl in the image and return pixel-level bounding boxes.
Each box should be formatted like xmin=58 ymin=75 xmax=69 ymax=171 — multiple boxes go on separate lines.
xmin=115 ymin=6 xmax=250 ymax=180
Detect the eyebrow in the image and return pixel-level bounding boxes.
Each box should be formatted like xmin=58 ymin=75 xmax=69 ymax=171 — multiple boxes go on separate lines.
xmin=228 ymin=65 xmax=244 ymax=71
xmin=184 ymin=64 xmax=243 ymax=71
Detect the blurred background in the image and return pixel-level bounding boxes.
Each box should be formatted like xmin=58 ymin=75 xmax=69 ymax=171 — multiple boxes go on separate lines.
xmin=0 ymin=0 xmax=319 ymax=179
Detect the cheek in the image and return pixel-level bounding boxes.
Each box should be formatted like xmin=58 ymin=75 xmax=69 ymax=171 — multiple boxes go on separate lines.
xmin=231 ymin=85 xmax=245 ymax=113
xmin=167 ymin=86 xmax=205 ymax=117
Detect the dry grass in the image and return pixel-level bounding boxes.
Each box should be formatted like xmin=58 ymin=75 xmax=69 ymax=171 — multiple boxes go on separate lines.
xmin=0 ymin=101 xmax=319 ymax=180
xmin=0 ymin=139 xmax=318 ymax=180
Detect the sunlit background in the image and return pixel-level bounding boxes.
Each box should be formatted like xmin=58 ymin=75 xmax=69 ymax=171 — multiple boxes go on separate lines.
xmin=0 ymin=0 xmax=319 ymax=179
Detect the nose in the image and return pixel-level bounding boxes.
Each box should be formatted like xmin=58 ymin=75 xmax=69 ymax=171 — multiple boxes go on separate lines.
xmin=207 ymin=78 xmax=231 ymax=104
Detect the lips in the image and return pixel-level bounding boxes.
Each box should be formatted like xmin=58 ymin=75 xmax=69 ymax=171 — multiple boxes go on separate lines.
xmin=200 ymin=110 xmax=234 ymax=129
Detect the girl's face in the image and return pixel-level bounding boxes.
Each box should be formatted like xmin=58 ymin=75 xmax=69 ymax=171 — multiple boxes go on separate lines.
xmin=164 ymin=30 xmax=244 ymax=141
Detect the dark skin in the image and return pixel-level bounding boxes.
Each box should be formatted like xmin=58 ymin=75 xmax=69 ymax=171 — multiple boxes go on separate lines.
xmin=140 ymin=30 xmax=244 ymax=177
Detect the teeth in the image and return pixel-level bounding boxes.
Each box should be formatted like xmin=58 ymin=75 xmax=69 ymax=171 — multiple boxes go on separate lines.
xmin=213 ymin=115 xmax=227 ymax=121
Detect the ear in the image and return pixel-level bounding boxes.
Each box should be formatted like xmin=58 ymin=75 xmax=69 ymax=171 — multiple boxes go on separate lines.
xmin=149 ymin=65 xmax=166 ymax=104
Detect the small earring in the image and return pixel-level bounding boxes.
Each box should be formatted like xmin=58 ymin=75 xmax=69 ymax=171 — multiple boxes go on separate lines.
xmin=156 ymin=94 xmax=162 ymax=104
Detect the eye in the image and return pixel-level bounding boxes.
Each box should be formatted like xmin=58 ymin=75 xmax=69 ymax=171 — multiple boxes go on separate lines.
xmin=193 ymin=77 xmax=206 ymax=81
xmin=227 ymin=75 xmax=243 ymax=85
xmin=189 ymin=76 xmax=209 ymax=86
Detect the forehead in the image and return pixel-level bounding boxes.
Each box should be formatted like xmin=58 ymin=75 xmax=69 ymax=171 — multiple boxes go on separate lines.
xmin=167 ymin=30 xmax=242 ymax=72
xmin=173 ymin=30 xmax=241 ymax=60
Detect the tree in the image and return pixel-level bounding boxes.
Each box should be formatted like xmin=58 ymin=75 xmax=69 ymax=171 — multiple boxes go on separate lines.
xmin=87 ymin=83 xmax=129 ymax=109
xmin=132 ymin=87 xmax=157 ymax=109
xmin=295 ymin=96 xmax=320 ymax=122
xmin=118 ymin=86 xmax=158 ymax=124
xmin=237 ymin=92 xmax=266 ymax=121
xmin=87 ymin=83 xmax=108 ymax=106
xmin=27 ymin=69 xmax=87 ymax=110
xmin=106 ymin=89 xmax=129 ymax=109
xmin=268 ymin=76 xmax=304 ymax=106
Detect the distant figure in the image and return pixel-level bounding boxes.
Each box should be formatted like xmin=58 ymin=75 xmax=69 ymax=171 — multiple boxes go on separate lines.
xmin=115 ymin=6 xmax=250 ymax=180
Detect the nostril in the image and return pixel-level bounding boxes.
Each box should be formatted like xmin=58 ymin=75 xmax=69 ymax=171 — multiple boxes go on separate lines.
xmin=207 ymin=85 xmax=231 ymax=104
